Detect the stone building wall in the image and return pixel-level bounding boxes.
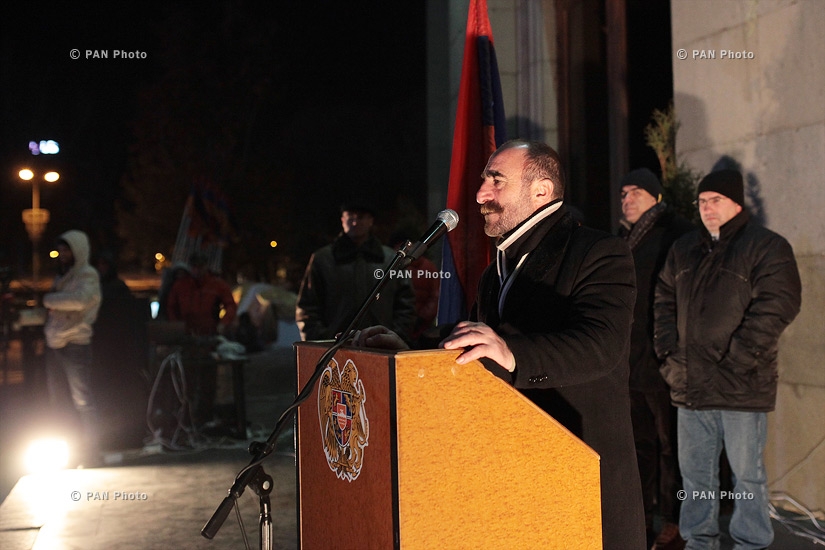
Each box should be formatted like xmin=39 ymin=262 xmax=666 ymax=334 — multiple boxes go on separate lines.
xmin=671 ymin=0 xmax=825 ymax=514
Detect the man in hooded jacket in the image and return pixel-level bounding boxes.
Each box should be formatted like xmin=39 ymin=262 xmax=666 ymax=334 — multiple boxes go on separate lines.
xmin=44 ymin=229 xmax=102 ymax=467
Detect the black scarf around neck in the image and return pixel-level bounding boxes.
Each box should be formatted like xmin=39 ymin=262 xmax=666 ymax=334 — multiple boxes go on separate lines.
xmin=623 ymin=202 xmax=667 ymax=251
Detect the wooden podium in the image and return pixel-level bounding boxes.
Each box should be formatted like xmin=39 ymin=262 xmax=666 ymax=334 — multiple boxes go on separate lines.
xmin=295 ymin=342 xmax=602 ymax=549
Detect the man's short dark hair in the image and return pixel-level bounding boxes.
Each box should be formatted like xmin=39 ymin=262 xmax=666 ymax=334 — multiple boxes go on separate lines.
xmin=496 ymin=139 xmax=566 ymax=200
xmin=340 ymin=202 xmax=376 ymax=218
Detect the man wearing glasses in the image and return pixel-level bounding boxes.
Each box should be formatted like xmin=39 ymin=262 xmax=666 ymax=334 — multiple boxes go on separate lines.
xmin=654 ymin=169 xmax=801 ymax=549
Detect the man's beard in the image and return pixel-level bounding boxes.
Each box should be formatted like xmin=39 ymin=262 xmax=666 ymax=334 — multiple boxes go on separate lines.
xmin=480 ymin=192 xmax=533 ymax=237
xmin=480 ymin=201 xmax=503 ymax=237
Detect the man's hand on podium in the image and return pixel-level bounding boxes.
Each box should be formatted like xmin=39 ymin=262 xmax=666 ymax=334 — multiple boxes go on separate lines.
xmin=440 ymin=321 xmax=516 ymax=372
xmin=351 ymin=326 xmax=410 ymax=351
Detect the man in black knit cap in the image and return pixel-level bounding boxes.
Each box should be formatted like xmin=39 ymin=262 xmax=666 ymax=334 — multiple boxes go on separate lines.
xmin=654 ymin=169 xmax=801 ymax=550
xmin=619 ymin=168 xmax=694 ymax=550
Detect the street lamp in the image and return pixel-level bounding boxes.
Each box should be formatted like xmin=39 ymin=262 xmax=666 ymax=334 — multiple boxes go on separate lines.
xmin=18 ymin=169 xmax=59 ymax=283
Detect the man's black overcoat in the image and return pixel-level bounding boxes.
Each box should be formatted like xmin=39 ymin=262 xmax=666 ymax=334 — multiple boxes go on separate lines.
xmin=473 ymin=205 xmax=646 ymax=549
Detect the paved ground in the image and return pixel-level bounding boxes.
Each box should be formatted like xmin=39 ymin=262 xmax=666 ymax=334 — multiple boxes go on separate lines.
xmin=0 ymin=448 xmax=297 ymax=550
xmin=2 ymin=327 xmax=823 ymax=549
xmin=1 ymin=339 xmax=300 ymax=550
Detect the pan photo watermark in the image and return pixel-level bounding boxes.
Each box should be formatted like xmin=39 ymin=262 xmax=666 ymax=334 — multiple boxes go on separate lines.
xmin=70 ymin=490 xmax=150 ymax=502
xmin=374 ymin=269 xmax=451 ymax=280
xmin=69 ymin=49 xmax=148 ymax=60
xmin=676 ymin=490 xmax=755 ymax=501
xmin=675 ymin=48 xmax=755 ymax=61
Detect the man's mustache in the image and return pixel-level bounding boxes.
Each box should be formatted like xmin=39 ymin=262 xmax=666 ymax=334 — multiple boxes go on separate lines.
xmin=480 ymin=202 xmax=503 ymax=215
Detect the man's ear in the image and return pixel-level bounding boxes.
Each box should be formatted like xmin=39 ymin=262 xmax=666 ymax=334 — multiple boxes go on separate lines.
xmin=532 ymin=178 xmax=554 ymax=204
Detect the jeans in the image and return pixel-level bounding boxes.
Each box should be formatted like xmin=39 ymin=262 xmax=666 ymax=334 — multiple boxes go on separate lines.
xmin=46 ymin=344 xmax=99 ymax=452
xmin=677 ymin=408 xmax=772 ymax=550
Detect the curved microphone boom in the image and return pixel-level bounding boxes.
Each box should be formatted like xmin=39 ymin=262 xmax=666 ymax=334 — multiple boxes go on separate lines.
xmin=402 ymin=209 xmax=459 ymax=265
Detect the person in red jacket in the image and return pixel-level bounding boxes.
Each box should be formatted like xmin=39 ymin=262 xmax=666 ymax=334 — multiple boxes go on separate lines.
xmin=167 ymin=252 xmax=236 ymax=336
xmin=167 ymin=251 xmax=237 ymax=427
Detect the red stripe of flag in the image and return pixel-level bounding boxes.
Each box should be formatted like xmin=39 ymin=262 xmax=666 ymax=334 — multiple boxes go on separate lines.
xmin=438 ymin=0 xmax=506 ymax=325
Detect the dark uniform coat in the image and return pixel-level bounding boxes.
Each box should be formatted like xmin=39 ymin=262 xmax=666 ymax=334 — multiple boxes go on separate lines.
xmin=296 ymin=233 xmax=416 ymax=342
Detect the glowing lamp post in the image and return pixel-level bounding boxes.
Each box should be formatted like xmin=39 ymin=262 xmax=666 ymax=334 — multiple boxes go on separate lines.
xmin=18 ymin=169 xmax=59 ymax=283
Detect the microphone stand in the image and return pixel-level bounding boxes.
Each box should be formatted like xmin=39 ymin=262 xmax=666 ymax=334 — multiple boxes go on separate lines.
xmin=202 ymin=242 xmax=415 ymax=549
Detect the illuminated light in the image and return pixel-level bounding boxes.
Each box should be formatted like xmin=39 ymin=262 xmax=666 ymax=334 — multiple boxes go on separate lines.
xmin=270 ymin=241 xmax=278 ymax=248
xmin=155 ymin=252 xmax=165 ymax=261
xmin=19 ymin=169 xmax=34 ymax=180
xmin=40 ymin=140 xmax=60 ymax=154
xmin=28 ymin=140 xmax=60 ymax=155
xmin=24 ymin=438 xmax=70 ymax=473
xmin=49 ymin=250 xmax=59 ymax=258
xmin=44 ymin=171 xmax=60 ymax=183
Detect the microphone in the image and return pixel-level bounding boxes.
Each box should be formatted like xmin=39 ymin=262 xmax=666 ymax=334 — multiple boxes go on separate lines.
xmin=402 ymin=209 xmax=459 ymax=265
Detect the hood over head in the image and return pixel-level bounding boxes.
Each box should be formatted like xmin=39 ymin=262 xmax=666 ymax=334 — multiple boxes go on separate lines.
xmin=58 ymin=230 xmax=92 ymax=268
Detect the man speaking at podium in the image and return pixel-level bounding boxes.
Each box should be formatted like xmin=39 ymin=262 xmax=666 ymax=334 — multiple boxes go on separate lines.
xmin=355 ymin=140 xmax=646 ymax=549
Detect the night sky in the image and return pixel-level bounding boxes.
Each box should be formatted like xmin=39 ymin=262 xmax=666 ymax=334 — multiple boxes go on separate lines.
xmin=1 ymin=2 xmax=427 ymax=281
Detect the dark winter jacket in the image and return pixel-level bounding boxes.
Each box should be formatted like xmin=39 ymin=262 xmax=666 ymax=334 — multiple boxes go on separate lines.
xmin=618 ymin=205 xmax=695 ymax=390
xmin=653 ymin=210 xmax=801 ymax=411
xmin=296 ymin=234 xmax=416 ymax=341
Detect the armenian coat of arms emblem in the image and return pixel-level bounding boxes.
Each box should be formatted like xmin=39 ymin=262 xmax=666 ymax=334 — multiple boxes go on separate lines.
xmin=318 ymin=358 xmax=369 ymax=482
